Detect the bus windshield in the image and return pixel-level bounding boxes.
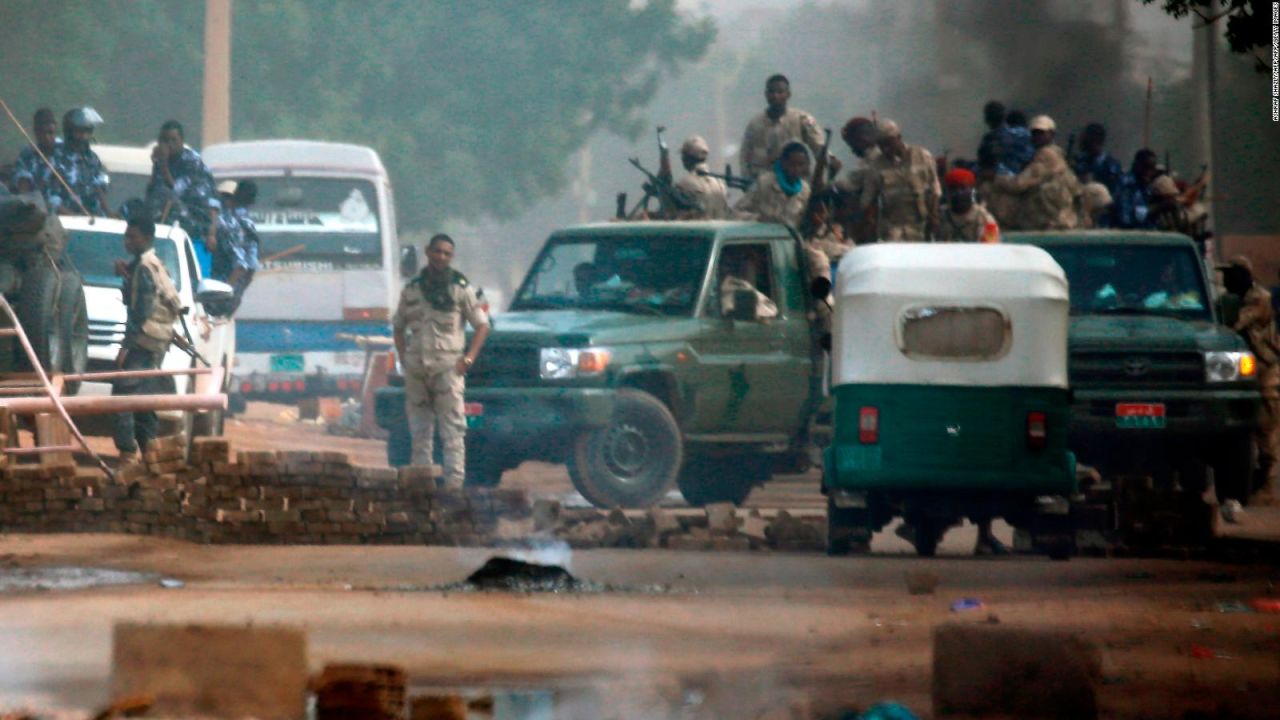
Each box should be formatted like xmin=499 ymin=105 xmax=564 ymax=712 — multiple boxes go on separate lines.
xmin=233 ymin=176 xmax=382 ymax=269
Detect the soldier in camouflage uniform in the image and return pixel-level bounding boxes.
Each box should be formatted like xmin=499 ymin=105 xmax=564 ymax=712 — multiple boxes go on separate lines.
xmin=862 ymin=120 xmax=940 ymax=241
xmin=833 ymin=116 xmax=880 ymax=244
xmin=734 ymin=141 xmax=811 ymax=226
xmin=990 ymin=115 xmax=1080 ymax=231
xmin=393 ymin=234 xmax=490 ymax=487
xmin=673 ymin=136 xmax=731 ymax=220
xmin=1224 ymin=256 xmax=1280 ymax=504
xmin=938 ymin=168 xmax=1000 ymax=243
xmin=48 ymin=108 xmax=110 ymax=216
xmin=12 ymin=108 xmax=59 ymax=197
xmin=739 ymin=74 xmax=833 ymax=179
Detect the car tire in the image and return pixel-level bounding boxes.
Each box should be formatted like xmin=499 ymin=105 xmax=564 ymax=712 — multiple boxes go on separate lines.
xmin=676 ymin=453 xmax=760 ymax=507
xmin=386 ymin=425 xmax=412 ymax=468
xmin=465 ymin=444 xmax=505 ymax=488
xmin=571 ymin=389 xmax=682 ymax=508
xmin=16 ymin=255 xmax=65 ymax=375
xmin=57 ymin=269 xmax=88 ymax=394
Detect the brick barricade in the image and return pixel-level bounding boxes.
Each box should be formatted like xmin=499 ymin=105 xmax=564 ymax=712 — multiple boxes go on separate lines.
xmin=0 ymin=436 xmax=531 ymax=546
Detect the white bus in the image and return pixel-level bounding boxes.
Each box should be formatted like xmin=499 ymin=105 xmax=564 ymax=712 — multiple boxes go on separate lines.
xmin=203 ymin=140 xmax=399 ymax=402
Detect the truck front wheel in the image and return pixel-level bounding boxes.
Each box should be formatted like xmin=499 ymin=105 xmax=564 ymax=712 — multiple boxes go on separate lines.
xmin=571 ymin=389 xmax=682 ymax=508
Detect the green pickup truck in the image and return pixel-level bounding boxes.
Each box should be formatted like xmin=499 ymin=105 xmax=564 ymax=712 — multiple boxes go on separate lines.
xmin=1009 ymin=231 xmax=1261 ymax=537
xmin=376 ymin=221 xmax=829 ymax=508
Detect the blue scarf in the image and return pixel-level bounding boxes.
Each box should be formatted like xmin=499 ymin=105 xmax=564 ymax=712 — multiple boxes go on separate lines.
xmin=774 ymin=158 xmax=803 ymax=197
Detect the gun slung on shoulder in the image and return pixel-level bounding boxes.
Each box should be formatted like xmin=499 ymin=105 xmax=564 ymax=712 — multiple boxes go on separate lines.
xmin=697 ymin=167 xmax=754 ymax=192
xmin=628 ymin=157 xmax=699 ymax=212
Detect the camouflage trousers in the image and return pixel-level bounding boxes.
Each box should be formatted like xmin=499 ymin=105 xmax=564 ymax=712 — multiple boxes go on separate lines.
xmin=1256 ymin=394 xmax=1280 ymax=497
xmin=404 ymin=362 xmax=467 ymax=487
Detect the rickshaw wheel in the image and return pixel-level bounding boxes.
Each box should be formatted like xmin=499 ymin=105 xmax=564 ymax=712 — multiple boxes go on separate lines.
xmin=571 ymin=389 xmax=682 ymax=508
xmin=912 ymin=519 xmax=946 ymax=558
xmin=826 ymin=497 xmax=871 ymax=556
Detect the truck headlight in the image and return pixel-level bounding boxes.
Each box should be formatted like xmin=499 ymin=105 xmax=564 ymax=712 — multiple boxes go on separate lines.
xmin=1204 ymin=351 xmax=1256 ymax=382
xmin=539 ymin=347 xmax=611 ymax=379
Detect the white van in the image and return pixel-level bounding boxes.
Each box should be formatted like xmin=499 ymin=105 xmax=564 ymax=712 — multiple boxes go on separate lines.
xmin=61 ymin=216 xmax=236 ymax=437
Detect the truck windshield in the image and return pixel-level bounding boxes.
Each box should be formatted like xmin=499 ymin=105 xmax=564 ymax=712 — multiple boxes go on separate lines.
xmin=512 ymin=234 xmax=712 ymax=316
xmin=1042 ymin=245 xmax=1211 ymax=321
xmin=66 ymin=229 xmax=183 ymax=292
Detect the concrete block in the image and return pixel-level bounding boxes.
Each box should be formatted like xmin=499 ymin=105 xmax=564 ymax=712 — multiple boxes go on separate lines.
xmin=410 ymin=694 xmax=467 ymax=720
xmin=705 ymin=502 xmax=738 ymax=535
xmin=932 ymin=623 xmax=1100 ymax=719
xmin=112 ymin=623 xmax=308 ymax=720
xmin=532 ymin=498 xmax=561 ymax=531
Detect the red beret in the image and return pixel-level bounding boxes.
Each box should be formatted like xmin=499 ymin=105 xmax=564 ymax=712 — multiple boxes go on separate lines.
xmin=944 ymin=168 xmax=976 ymax=189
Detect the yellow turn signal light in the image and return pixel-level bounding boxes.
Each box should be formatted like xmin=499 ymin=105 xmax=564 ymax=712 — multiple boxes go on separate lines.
xmin=1240 ymin=353 xmax=1257 ymax=378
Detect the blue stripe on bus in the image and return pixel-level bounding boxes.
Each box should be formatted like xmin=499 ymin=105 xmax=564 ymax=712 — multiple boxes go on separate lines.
xmin=237 ymin=320 xmax=392 ymax=353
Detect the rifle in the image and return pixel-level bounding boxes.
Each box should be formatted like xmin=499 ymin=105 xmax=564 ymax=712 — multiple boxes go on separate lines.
xmin=811 ymin=127 xmax=834 ymax=192
xmin=697 ymin=165 xmax=753 ymax=192
xmin=1065 ymin=131 xmax=1076 ymax=166
xmin=615 ymin=192 xmax=628 ymax=220
xmin=174 ymin=313 xmax=210 ymax=367
xmin=627 ymin=157 xmax=697 ymax=219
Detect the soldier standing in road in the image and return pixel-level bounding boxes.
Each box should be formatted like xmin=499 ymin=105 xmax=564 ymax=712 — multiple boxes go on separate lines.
xmin=113 ymin=217 xmax=182 ymax=462
xmin=988 ymin=115 xmax=1080 ymax=231
xmin=739 ymin=74 xmax=833 ymax=180
xmin=1223 ymin=256 xmax=1280 ymax=504
xmin=12 ymin=108 xmax=60 ymax=198
xmin=938 ymin=168 xmax=1000 ymax=243
xmin=734 ymin=141 xmax=811 ymax=226
xmin=393 ymin=234 xmax=490 ymax=487
xmin=673 ymin=136 xmax=730 ymax=220
xmin=862 ymin=120 xmax=940 ymax=242
xmin=48 ymin=107 xmax=110 ymax=216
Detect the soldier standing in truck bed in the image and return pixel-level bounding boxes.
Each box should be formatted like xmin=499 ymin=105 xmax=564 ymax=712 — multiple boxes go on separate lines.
xmin=393 ymin=234 xmax=490 ymax=488
xmin=673 ymin=136 xmax=730 ymax=220
xmin=988 ymin=115 xmax=1080 ymax=231
xmin=739 ymin=74 xmax=833 ymax=180
xmin=862 ymin=120 xmax=940 ymax=241
xmin=1223 ymin=256 xmax=1280 ymax=505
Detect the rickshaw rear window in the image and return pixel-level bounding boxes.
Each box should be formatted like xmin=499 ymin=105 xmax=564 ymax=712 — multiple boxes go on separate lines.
xmin=899 ymin=306 xmax=1009 ymax=360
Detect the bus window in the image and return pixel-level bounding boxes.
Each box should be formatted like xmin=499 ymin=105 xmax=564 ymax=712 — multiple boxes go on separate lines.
xmin=234 ymin=177 xmax=382 ymax=269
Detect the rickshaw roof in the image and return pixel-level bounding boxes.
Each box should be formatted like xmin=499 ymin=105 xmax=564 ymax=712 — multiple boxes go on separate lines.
xmin=837 ymin=243 xmax=1067 ymax=300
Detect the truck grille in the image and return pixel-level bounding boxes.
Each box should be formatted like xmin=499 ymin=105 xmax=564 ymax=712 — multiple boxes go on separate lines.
xmin=1070 ymin=351 xmax=1204 ymax=386
xmin=469 ymin=344 xmax=539 ymax=386
xmin=89 ymin=319 xmax=125 ymax=348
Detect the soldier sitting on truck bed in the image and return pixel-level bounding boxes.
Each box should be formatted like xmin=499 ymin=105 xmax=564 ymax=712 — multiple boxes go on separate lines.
xmin=12 ymin=108 xmax=59 ymax=198
xmin=48 ymin=108 xmax=110 ymax=217
xmin=146 ymin=120 xmax=221 ymax=274
xmin=734 ymin=141 xmax=811 ymax=227
xmin=673 ymin=136 xmax=730 ymax=220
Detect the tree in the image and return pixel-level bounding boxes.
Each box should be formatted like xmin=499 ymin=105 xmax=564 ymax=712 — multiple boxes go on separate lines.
xmin=0 ymin=1 xmax=713 ymax=230
xmin=1142 ymin=0 xmax=1273 ymax=71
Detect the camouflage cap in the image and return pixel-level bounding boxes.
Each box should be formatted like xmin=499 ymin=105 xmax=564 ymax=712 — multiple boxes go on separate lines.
xmin=877 ymin=119 xmax=901 ymax=140
xmin=1218 ymin=255 xmax=1254 ymax=274
xmin=680 ymin=136 xmax=710 ymax=158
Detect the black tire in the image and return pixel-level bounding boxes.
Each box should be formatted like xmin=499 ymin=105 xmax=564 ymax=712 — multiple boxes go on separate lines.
xmin=826 ymin=496 xmax=872 ymax=556
xmin=465 ymin=444 xmax=505 ymax=488
xmin=571 ymin=389 xmax=682 ymax=508
xmin=677 ymin=454 xmax=758 ymax=507
xmin=1212 ymin=435 xmax=1256 ymax=505
xmin=16 ymin=255 xmax=64 ymax=375
xmin=913 ymin=519 xmax=945 ymax=558
xmin=386 ymin=425 xmax=412 ymax=468
xmin=57 ymin=270 xmax=88 ymax=394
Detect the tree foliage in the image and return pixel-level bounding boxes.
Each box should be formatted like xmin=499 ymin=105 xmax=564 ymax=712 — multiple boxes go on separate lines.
xmin=0 ymin=1 xmax=713 ymax=230
xmin=1142 ymin=0 xmax=1273 ymax=71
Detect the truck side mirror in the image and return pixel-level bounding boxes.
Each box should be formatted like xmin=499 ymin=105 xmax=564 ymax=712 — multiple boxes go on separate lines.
xmin=810 ymin=276 xmax=832 ymax=300
xmin=400 ymin=245 xmax=418 ymax=279
xmin=728 ymin=289 xmax=759 ymax=322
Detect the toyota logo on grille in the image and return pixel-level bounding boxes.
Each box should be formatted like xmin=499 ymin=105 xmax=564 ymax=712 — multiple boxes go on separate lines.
xmin=1123 ymin=358 xmax=1150 ymax=377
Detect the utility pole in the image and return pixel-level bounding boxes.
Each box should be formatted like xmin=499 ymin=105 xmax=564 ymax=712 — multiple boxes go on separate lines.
xmin=202 ymin=0 xmax=232 ymax=146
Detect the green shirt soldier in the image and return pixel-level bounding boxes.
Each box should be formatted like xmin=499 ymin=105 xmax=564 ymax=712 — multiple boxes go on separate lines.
xmin=392 ymin=234 xmax=490 ymax=487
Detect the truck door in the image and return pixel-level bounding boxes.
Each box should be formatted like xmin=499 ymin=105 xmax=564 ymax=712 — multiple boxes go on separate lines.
xmin=685 ymin=239 xmax=813 ymax=438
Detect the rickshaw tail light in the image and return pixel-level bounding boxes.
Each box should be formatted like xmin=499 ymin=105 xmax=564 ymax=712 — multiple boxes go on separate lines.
xmin=1027 ymin=411 xmax=1047 ymax=450
xmin=858 ymin=407 xmax=879 ymax=444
